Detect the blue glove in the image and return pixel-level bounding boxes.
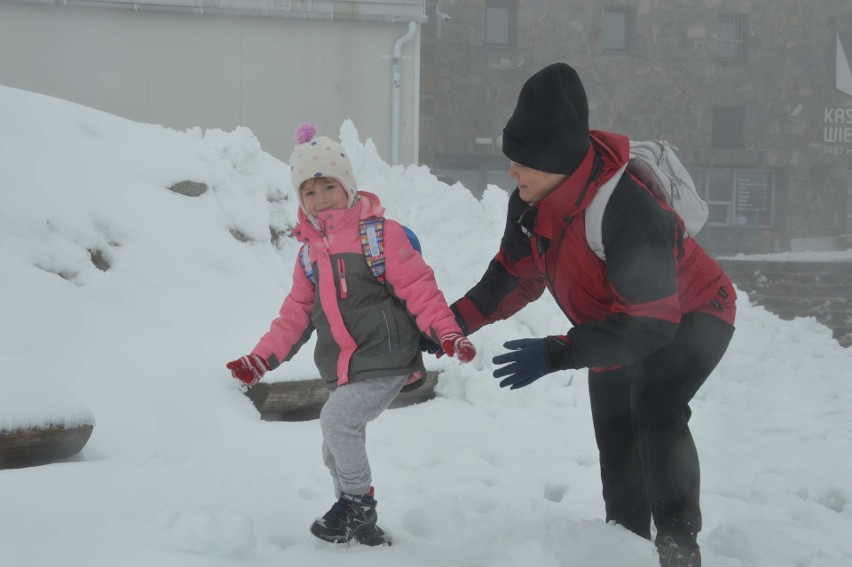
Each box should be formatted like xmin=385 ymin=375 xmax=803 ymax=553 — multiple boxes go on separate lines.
xmin=492 ymin=338 xmax=552 ymax=390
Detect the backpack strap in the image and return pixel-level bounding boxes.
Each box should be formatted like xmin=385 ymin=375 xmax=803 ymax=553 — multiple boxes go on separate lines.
xmin=298 ymin=243 xmax=316 ymax=283
xmin=300 ymin=217 xmax=418 ymax=287
xmin=584 ymin=163 xmax=628 ymax=262
xmin=360 ymin=217 xmax=387 ymax=284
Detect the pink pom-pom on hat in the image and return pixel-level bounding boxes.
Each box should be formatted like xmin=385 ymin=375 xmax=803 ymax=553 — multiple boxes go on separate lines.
xmin=295 ymin=122 xmax=317 ymax=144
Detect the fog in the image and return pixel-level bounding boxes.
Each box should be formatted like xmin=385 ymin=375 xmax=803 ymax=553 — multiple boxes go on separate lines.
xmin=420 ymin=0 xmax=852 ymax=258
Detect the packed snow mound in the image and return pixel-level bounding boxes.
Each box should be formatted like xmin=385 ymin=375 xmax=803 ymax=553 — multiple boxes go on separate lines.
xmin=1 ymin=84 xmax=851 ymax=567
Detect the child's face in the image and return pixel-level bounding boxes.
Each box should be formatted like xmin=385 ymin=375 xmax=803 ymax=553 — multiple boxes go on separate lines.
xmin=299 ymin=177 xmax=349 ymax=217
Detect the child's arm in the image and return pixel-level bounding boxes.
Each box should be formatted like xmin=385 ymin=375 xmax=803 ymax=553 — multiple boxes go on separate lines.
xmin=381 ymin=220 xmax=464 ymax=343
xmin=248 ymin=256 xmax=316 ymax=371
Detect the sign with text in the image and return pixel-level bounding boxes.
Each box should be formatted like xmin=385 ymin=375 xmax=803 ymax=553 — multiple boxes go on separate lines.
xmin=823 ymin=107 xmax=852 ymax=156
xmin=735 ymin=170 xmax=773 ymax=226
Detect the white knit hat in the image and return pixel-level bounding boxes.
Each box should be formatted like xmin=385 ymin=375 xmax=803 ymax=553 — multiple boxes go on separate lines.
xmin=289 ymin=123 xmax=358 ymax=212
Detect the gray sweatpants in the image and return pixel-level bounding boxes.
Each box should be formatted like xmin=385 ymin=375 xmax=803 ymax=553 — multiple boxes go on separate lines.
xmin=319 ymin=373 xmax=407 ymax=497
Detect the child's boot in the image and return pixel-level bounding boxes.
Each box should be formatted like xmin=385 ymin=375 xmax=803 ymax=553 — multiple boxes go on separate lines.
xmin=310 ymin=489 xmax=391 ymax=546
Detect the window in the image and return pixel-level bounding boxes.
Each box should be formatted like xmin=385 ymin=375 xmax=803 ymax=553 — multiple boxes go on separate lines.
xmin=603 ymin=7 xmax=633 ymax=52
xmin=717 ymin=14 xmax=747 ymax=63
xmin=712 ymin=106 xmax=746 ymax=149
xmin=486 ymin=0 xmax=516 ymax=47
xmin=706 ymin=167 xmax=735 ymax=225
xmin=688 ymin=166 xmax=774 ymax=227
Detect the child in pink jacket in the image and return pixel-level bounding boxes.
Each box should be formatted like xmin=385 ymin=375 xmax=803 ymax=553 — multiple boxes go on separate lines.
xmin=226 ymin=123 xmax=476 ymax=547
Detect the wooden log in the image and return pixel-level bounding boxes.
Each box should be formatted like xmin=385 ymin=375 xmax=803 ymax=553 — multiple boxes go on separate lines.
xmin=0 ymin=424 xmax=94 ymax=470
xmin=246 ymin=371 xmax=440 ymax=421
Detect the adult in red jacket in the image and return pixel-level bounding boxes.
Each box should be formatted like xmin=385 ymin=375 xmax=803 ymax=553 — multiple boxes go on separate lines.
xmin=450 ymin=63 xmax=736 ymax=566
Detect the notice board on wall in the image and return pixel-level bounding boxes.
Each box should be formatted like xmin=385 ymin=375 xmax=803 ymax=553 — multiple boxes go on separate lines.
xmin=735 ymin=169 xmax=773 ymax=226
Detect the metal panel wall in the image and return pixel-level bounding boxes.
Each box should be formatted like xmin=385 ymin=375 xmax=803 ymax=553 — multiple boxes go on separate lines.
xmin=0 ymin=1 xmax=421 ymax=164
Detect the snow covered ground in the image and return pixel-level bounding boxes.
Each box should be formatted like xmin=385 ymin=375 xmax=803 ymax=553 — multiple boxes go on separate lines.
xmin=1 ymin=84 xmax=851 ymax=566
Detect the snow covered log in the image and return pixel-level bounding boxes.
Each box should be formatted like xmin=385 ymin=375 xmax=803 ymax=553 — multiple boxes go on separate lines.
xmin=1 ymin=378 xmax=96 ymax=469
xmin=245 ymin=371 xmax=440 ymax=421
xmin=0 ymin=424 xmax=94 ymax=470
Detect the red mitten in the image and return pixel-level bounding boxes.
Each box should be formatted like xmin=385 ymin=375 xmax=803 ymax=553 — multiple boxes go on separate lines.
xmin=226 ymin=354 xmax=270 ymax=386
xmin=440 ymin=333 xmax=477 ymax=363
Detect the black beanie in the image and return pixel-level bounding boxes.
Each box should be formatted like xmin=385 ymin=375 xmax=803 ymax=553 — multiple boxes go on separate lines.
xmin=502 ymin=62 xmax=590 ymax=174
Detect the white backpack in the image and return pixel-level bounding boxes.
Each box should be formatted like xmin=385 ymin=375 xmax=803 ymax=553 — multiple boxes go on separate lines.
xmin=585 ymin=140 xmax=708 ymax=261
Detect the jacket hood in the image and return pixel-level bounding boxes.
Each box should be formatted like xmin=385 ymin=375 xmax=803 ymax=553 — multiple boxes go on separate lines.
xmin=589 ymin=130 xmax=630 ymax=177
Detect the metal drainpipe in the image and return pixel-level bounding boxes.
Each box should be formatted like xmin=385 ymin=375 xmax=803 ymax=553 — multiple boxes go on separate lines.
xmin=391 ymin=20 xmax=417 ymax=166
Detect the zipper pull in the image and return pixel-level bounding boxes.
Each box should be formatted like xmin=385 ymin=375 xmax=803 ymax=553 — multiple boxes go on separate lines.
xmin=337 ymin=258 xmax=348 ymax=299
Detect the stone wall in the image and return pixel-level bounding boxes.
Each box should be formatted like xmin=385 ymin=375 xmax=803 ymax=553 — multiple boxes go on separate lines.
xmin=421 ymin=0 xmax=852 ymax=255
xmin=717 ymin=258 xmax=852 ymax=347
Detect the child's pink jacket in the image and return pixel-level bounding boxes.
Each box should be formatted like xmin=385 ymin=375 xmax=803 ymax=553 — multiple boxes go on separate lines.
xmin=252 ymin=191 xmax=461 ymax=386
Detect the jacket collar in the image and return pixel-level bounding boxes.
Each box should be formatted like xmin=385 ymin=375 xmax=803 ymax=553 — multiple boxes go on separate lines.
xmin=532 ymin=131 xmax=629 ymax=237
xmin=292 ymin=191 xmax=385 ymax=243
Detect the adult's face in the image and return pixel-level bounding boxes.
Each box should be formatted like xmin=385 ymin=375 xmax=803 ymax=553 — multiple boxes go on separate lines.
xmin=508 ymin=161 xmax=567 ymax=204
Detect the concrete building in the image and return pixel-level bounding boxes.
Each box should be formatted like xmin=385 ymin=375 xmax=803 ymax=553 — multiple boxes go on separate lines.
xmin=3 ymin=0 xmax=851 ymax=255
xmin=0 ymin=0 xmax=425 ymax=166
xmin=420 ymin=0 xmax=852 ymax=255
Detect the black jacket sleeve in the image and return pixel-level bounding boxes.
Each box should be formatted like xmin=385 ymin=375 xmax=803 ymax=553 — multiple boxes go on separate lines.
xmin=451 ymin=189 xmax=546 ymax=335
xmin=567 ymin=175 xmax=682 ymax=368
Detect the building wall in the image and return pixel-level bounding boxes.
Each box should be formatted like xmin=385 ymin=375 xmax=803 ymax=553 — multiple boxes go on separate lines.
xmin=0 ymin=1 xmax=423 ymax=165
xmin=421 ymin=0 xmax=852 ymax=255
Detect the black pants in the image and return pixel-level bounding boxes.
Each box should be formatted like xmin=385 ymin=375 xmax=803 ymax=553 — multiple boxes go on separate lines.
xmin=588 ymin=312 xmax=734 ymax=547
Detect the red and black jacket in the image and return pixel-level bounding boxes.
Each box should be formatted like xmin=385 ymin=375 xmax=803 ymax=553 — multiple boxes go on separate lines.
xmin=451 ymin=131 xmax=736 ymax=370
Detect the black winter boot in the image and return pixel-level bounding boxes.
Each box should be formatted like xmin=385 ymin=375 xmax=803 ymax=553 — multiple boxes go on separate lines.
xmin=657 ymin=536 xmax=701 ymax=567
xmin=309 ymin=491 xmax=391 ymax=546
